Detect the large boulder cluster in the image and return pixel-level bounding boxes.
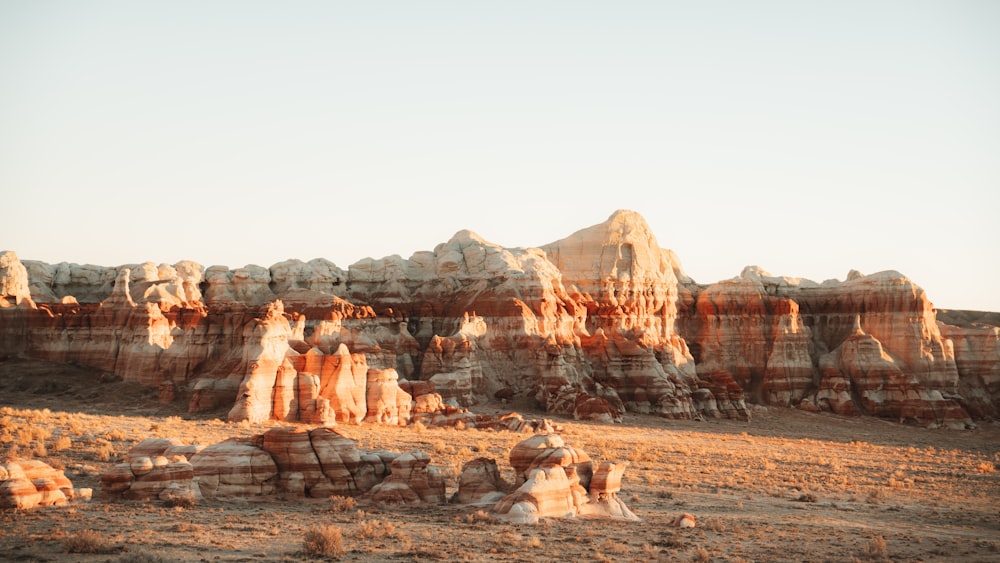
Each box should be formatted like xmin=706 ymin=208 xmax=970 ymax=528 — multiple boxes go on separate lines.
xmin=97 ymin=429 xmax=636 ymax=524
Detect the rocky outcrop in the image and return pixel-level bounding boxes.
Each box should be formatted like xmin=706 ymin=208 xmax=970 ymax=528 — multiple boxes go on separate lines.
xmin=937 ymin=312 xmax=1000 ymax=419
xmin=454 ymin=457 xmax=508 ymax=505
xmin=101 ymin=428 xmax=446 ymax=504
xmin=361 ymin=452 xmax=446 ymax=506
xmin=100 ymin=438 xmax=203 ymax=501
xmin=493 ymin=434 xmax=637 ymax=524
xmin=1 ymin=460 xmax=85 ymax=509
xmin=2 ymin=210 xmax=997 ymax=426
xmin=0 ymin=251 xmax=31 ymax=306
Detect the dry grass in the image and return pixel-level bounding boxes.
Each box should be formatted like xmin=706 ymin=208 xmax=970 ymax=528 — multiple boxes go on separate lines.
xmin=302 ymin=524 xmax=345 ymax=559
xmin=62 ymin=529 xmax=118 ymax=554
xmin=1 ymin=359 xmax=999 ymax=562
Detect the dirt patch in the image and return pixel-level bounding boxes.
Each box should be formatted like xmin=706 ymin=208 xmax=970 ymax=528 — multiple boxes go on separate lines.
xmin=1 ymin=358 xmax=999 ymax=562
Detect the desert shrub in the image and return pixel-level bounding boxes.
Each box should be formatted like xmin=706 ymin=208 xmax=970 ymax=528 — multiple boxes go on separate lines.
xmin=358 ymin=519 xmax=397 ymax=540
xmin=162 ymin=495 xmax=196 ymax=509
xmin=796 ymin=493 xmax=818 ymax=503
xmin=52 ymin=435 xmax=73 ymax=451
xmin=691 ymin=545 xmax=711 ymax=563
xmin=860 ymin=535 xmax=889 ymax=561
xmin=105 ymin=429 xmax=128 ymax=441
xmin=329 ymin=495 xmax=357 ymax=513
xmin=95 ymin=442 xmax=116 ymax=461
xmin=64 ymin=530 xmax=118 ymax=554
xmin=977 ymin=461 xmax=996 ymax=473
xmin=463 ymin=509 xmax=495 ymax=524
xmin=866 ymin=488 xmax=887 ymax=505
xmin=302 ymin=524 xmax=346 ymax=559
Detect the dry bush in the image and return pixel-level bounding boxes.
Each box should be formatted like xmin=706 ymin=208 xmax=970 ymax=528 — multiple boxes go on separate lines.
xmin=358 ymin=519 xmax=397 ymax=540
xmin=599 ymin=538 xmax=631 ymax=555
xmin=172 ymin=522 xmax=205 ymax=533
xmin=859 ymin=535 xmax=889 ymax=561
xmin=302 ymin=524 xmax=346 ymax=559
xmin=162 ymin=495 xmax=196 ymax=509
xmin=105 ymin=429 xmax=128 ymax=441
xmin=95 ymin=442 xmax=116 ymax=461
xmin=329 ymin=495 xmax=357 ymax=513
xmin=63 ymin=530 xmax=118 ymax=554
xmin=463 ymin=509 xmax=496 ymax=524
xmin=691 ymin=545 xmax=711 ymax=562
xmin=976 ymin=461 xmax=996 ymax=473
xmin=866 ymin=488 xmax=887 ymax=505
xmin=52 ymin=435 xmax=73 ymax=451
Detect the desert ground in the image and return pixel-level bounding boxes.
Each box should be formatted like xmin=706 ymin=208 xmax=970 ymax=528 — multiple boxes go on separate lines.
xmin=1 ymin=358 xmax=998 ymax=562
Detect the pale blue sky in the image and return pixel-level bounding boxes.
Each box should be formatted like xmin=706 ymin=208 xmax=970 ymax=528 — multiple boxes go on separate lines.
xmin=1 ymin=1 xmax=998 ymax=310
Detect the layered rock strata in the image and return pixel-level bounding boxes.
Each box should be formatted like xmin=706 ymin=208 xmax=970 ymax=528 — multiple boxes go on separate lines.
xmin=1 ymin=459 xmax=88 ymax=509
xmin=2 ymin=210 xmax=996 ymax=426
xmin=492 ymin=434 xmax=638 ymax=524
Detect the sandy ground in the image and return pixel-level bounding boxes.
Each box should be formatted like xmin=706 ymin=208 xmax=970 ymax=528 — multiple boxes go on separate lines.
xmin=1 ymin=358 xmax=998 ymax=562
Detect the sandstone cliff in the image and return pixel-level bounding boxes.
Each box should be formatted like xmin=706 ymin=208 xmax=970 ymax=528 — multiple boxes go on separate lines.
xmin=1 ymin=211 xmax=995 ymax=427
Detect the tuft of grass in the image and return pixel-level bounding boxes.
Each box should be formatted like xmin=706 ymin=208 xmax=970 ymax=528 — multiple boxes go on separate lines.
xmin=52 ymin=435 xmax=73 ymax=451
xmin=859 ymin=535 xmax=889 ymax=561
xmin=302 ymin=524 xmax=346 ymax=559
xmin=358 ymin=519 xmax=397 ymax=540
xmin=63 ymin=530 xmax=118 ymax=554
xmin=329 ymin=495 xmax=357 ymax=513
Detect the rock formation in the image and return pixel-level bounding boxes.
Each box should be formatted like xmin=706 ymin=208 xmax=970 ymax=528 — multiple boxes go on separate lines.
xmin=1 ymin=459 xmax=88 ymax=509
xmin=102 ymin=428 xmax=445 ymax=504
xmin=492 ymin=434 xmax=637 ymax=524
xmin=2 ymin=210 xmax=997 ymax=426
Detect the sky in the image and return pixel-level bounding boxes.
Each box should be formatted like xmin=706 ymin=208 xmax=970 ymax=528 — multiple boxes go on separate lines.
xmin=1 ymin=1 xmax=998 ymax=311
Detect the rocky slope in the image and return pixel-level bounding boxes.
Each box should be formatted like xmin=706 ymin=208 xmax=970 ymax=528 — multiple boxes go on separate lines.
xmin=1 ymin=210 xmax=996 ymax=427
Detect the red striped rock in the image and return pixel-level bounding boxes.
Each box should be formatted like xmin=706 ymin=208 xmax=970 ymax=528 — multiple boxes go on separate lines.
xmin=1 ymin=460 xmax=76 ymax=509
xmin=509 ymin=434 xmax=593 ymax=489
xmin=99 ymin=463 xmax=136 ymax=495
xmin=0 ymin=462 xmax=42 ymax=509
xmin=365 ymin=368 xmax=412 ymax=425
xmin=578 ymin=461 xmax=639 ymax=520
xmin=493 ymin=466 xmax=585 ymax=524
xmin=260 ymin=427 xmax=326 ymax=497
xmin=18 ymin=459 xmax=73 ymax=498
xmin=362 ymin=451 xmax=445 ymax=506
xmin=190 ymin=439 xmax=278 ymax=498
xmin=454 ymin=457 xmax=508 ymax=505
xmin=307 ymin=427 xmax=377 ymax=496
xmin=122 ymin=460 xmax=195 ymax=500
xmin=33 ymin=478 xmax=68 ymax=506
xmin=318 ymin=343 xmax=368 ymax=424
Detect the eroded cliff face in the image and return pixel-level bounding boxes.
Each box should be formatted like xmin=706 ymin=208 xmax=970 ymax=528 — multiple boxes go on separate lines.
xmin=1 ymin=212 xmax=996 ymax=427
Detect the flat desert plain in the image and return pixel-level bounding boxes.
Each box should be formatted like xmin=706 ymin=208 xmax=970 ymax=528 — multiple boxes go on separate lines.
xmin=1 ymin=359 xmax=998 ymax=562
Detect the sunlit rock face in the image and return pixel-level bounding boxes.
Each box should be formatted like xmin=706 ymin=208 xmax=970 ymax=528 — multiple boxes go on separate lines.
xmin=2 ymin=210 xmax=996 ymax=426
xmin=936 ymin=311 xmax=1000 ymax=419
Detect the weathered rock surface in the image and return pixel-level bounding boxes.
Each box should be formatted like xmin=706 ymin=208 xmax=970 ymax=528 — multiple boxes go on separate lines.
xmin=2 ymin=210 xmax=997 ymax=426
xmin=0 ymin=460 xmax=79 ymax=509
xmin=454 ymin=457 xmax=509 ymax=505
xmin=100 ymin=427 xmax=450 ymax=507
xmin=99 ymin=438 xmax=203 ymax=501
xmin=493 ymin=434 xmax=637 ymax=523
